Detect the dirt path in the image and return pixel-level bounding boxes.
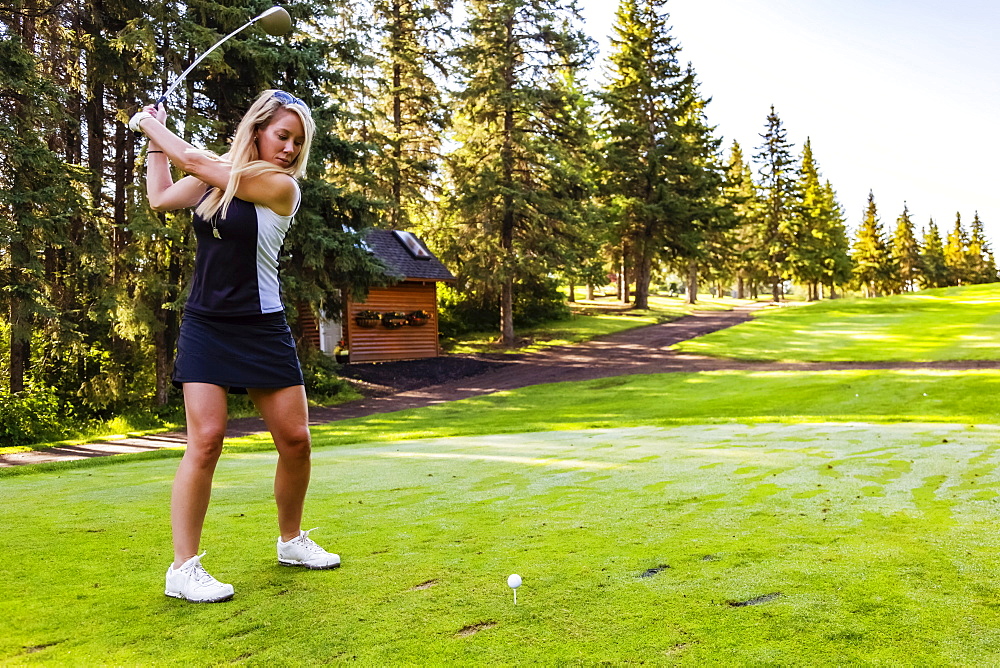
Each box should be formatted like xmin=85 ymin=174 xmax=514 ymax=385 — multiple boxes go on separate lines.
xmin=5 ymin=303 xmax=997 ymax=467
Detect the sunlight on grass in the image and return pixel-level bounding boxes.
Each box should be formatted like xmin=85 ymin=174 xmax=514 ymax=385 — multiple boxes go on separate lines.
xmin=276 ymin=368 xmax=1000 ymax=456
xmin=445 ymin=294 xmax=755 ymax=354
xmin=378 ymin=450 xmax=624 ymax=469
xmin=8 ymin=286 xmax=1000 ymax=662
xmin=6 ymin=422 xmax=1000 ymax=663
xmin=676 ymin=284 xmax=1000 ymax=361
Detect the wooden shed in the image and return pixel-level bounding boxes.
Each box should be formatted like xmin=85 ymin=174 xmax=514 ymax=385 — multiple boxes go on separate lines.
xmin=311 ymin=229 xmax=455 ymax=364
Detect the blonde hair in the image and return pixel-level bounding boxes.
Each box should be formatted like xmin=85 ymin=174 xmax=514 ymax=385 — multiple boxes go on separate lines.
xmin=196 ymin=89 xmax=315 ymax=220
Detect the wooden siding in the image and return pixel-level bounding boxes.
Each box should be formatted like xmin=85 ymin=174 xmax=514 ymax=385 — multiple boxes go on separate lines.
xmin=346 ymin=283 xmax=440 ymax=362
xmin=297 ymin=302 xmax=321 ymax=349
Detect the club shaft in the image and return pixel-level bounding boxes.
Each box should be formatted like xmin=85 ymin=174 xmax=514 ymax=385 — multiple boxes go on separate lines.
xmin=157 ymin=12 xmax=267 ymax=104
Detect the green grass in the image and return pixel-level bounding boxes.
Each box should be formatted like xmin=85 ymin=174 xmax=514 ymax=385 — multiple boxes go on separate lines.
xmin=13 ymin=291 xmax=728 ymax=450
xmin=445 ymin=294 xmax=751 ymax=354
xmin=8 ymin=285 xmax=1000 ymax=663
xmin=10 ymin=387 xmax=362 ymax=456
xmin=5 ymin=416 xmax=1000 ymax=663
xmin=677 ymin=283 xmax=1000 ymax=361
xmin=294 ymin=369 xmax=1000 ymax=452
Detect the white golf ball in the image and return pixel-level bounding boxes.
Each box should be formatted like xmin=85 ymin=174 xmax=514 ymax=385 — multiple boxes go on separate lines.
xmin=507 ymin=574 xmax=522 ymax=589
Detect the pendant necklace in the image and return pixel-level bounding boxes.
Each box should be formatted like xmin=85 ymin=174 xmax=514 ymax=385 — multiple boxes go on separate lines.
xmin=212 ymin=220 xmax=221 ymax=239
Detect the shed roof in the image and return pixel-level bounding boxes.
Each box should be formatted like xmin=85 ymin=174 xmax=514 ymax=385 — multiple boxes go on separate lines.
xmin=365 ymin=229 xmax=455 ymax=283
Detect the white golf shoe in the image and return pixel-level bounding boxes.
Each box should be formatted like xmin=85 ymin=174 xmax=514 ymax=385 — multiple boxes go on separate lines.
xmin=277 ymin=528 xmax=341 ymax=570
xmin=165 ymin=553 xmax=234 ymax=603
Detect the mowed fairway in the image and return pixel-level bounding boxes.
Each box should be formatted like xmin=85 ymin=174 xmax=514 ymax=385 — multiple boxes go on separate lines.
xmin=5 ymin=285 xmax=1000 ymax=664
xmin=676 ymin=284 xmax=1000 ymax=362
xmin=4 ymin=422 xmax=1000 ymax=663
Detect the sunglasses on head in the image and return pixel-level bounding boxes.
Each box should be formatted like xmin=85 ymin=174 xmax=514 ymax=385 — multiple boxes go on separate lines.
xmin=272 ymin=90 xmax=306 ymax=107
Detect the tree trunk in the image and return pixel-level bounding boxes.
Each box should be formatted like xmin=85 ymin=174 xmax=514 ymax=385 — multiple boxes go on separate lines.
xmin=736 ymin=275 xmax=745 ymax=299
xmin=500 ymin=278 xmax=514 ymax=346
xmin=499 ymin=16 xmax=516 ymax=348
xmin=390 ymin=0 xmax=403 ymax=226
xmin=686 ymin=261 xmax=698 ymax=305
xmin=154 ymin=314 xmax=174 ymax=406
xmin=568 ymin=282 xmax=576 ymax=303
xmin=586 ymin=283 xmax=594 ymax=300
xmin=772 ymin=277 xmax=781 ymax=302
xmin=632 ymin=249 xmax=651 ymax=310
xmin=9 ymin=302 xmax=30 ymax=394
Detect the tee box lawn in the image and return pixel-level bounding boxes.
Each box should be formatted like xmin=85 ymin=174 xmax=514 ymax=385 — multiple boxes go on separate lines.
xmin=4 ymin=285 xmax=1000 ymax=664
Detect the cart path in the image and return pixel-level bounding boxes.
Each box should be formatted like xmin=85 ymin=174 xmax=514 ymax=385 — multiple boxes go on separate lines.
xmin=6 ymin=303 xmax=999 ymax=467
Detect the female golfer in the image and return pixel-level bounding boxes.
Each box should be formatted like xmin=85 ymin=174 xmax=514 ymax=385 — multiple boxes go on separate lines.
xmin=129 ymin=90 xmax=339 ymax=603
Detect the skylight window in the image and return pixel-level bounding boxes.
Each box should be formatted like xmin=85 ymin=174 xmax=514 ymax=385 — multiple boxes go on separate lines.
xmin=394 ymin=230 xmax=432 ymax=260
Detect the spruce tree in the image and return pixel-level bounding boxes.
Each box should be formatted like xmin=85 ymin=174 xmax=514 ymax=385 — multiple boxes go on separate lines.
xmin=919 ymin=219 xmax=949 ymax=288
xmin=788 ymin=138 xmax=854 ymax=300
xmin=365 ymin=0 xmax=453 ymax=229
xmin=717 ymin=141 xmax=762 ymax=298
xmin=943 ymin=213 xmax=969 ymax=285
xmin=890 ymin=203 xmax=921 ymax=292
xmin=668 ymin=65 xmax=727 ymax=305
xmin=601 ymin=0 xmax=723 ymax=308
xmin=851 ymin=191 xmax=891 ymax=297
xmin=280 ymin=0 xmax=401 ymax=327
xmin=967 ymin=212 xmax=996 ymax=283
xmin=444 ymin=0 xmax=594 ymax=345
xmin=1 ymin=6 xmax=93 ymax=395
xmin=817 ymin=180 xmax=853 ymax=298
xmin=754 ymin=106 xmax=796 ymax=301
xmin=1 ymin=0 xmax=392 ymax=409
xmin=545 ymin=63 xmax=603 ymax=302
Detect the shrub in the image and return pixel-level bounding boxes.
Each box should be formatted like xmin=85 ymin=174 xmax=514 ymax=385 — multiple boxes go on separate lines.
xmin=0 ymin=387 xmax=73 ymax=447
xmin=299 ymin=348 xmax=355 ymax=403
xmin=438 ymin=278 xmax=571 ymax=337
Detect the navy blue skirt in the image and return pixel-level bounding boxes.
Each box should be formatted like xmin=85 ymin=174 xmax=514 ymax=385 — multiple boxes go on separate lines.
xmin=172 ymin=310 xmax=304 ymax=394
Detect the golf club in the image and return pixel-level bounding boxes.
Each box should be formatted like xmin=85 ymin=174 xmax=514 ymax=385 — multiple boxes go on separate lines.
xmin=155 ymin=6 xmax=292 ymax=106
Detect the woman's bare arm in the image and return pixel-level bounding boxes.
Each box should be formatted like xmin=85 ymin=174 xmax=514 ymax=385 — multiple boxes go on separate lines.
xmin=137 ymin=105 xmax=297 ymax=215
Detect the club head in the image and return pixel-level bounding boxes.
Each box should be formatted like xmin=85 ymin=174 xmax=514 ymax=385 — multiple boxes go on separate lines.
xmin=258 ymin=6 xmax=292 ymax=36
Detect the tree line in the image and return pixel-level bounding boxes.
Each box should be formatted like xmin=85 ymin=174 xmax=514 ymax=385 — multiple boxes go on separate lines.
xmin=1 ymin=0 xmax=995 ymax=425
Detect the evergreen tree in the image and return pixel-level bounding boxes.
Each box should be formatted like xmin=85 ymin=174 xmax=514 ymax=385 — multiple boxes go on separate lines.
xmin=280 ymin=0 xmax=401 ymax=328
xmin=816 ymin=180 xmax=853 ymax=298
xmin=753 ymin=106 xmax=796 ymax=301
xmin=2 ymin=0 xmax=389 ymax=412
xmin=444 ymin=0 xmax=594 ymax=345
xmin=0 ymin=0 xmax=125 ymax=405
xmin=0 ymin=16 xmax=89 ymax=394
xmin=889 ymin=203 xmax=921 ymax=292
xmin=546 ymin=63 xmax=603 ymax=302
xmin=784 ymin=140 xmax=851 ymax=300
xmin=789 ymin=138 xmax=853 ymax=300
xmin=717 ymin=141 xmax=762 ymax=298
xmin=967 ymin=212 xmax=996 ymax=283
xmin=787 ymin=139 xmax=821 ymax=299
xmin=919 ymin=219 xmax=949 ymax=288
xmin=851 ymin=191 xmax=891 ymax=297
xmin=943 ymin=213 xmax=969 ymax=285
xmin=368 ymin=0 xmax=453 ymax=229
xmin=666 ymin=65 xmax=727 ymax=305
xmin=135 ymin=0 xmax=389 ymax=396
xmin=601 ymin=0 xmax=723 ymax=308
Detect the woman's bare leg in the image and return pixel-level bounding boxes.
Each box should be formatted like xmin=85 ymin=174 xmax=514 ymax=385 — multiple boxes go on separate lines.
xmin=247 ymin=385 xmax=311 ymax=541
xmin=171 ymin=383 xmax=229 ymax=567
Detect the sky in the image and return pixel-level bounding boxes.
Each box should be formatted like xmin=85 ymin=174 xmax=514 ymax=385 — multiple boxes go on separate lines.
xmin=576 ymin=0 xmax=1000 ymax=240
